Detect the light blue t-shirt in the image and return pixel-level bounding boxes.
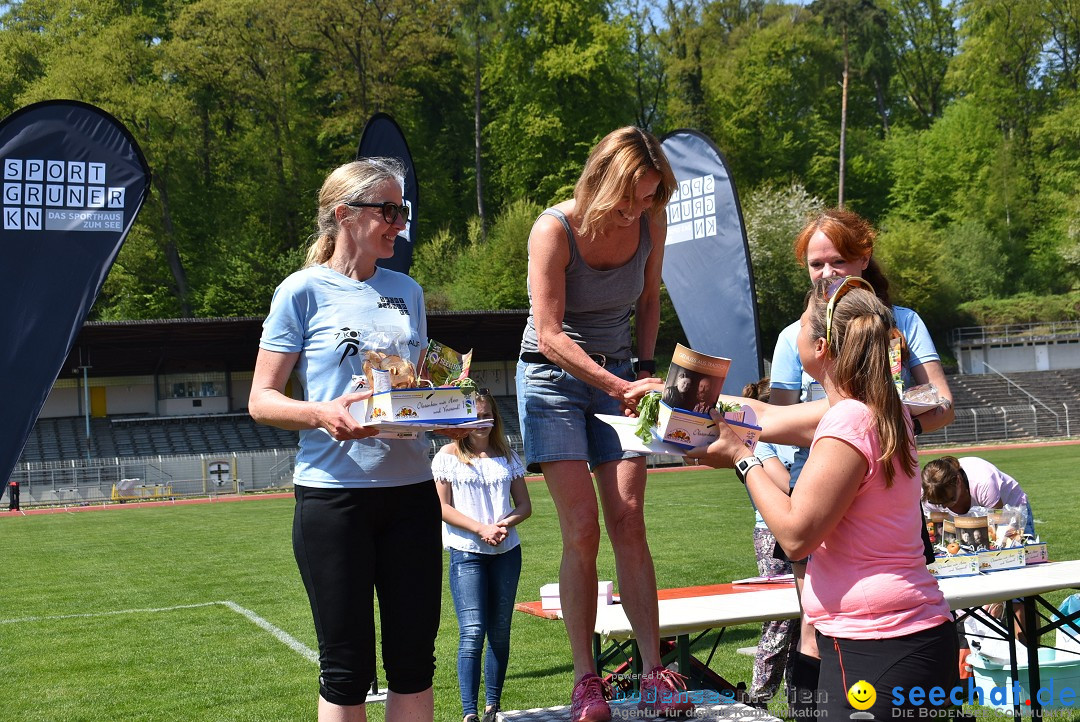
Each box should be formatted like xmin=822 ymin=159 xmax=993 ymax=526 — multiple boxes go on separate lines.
xmin=770 ymin=304 xmax=939 ymax=486
xmin=751 ymin=441 xmax=798 ymax=528
xmin=259 ymin=265 xmax=432 ymax=488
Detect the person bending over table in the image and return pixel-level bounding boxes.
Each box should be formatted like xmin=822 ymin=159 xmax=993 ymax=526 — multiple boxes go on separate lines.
xmin=922 ymin=456 xmax=1035 ymax=538
xmin=515 ymin=126 xmax=690 ymax=722
xmin=687 ymin=277 xmax=959 ymax=720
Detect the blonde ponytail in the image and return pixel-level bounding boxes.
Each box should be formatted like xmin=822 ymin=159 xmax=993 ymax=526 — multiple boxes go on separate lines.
xmin=808 ymin=279 xmax=915 ymax=486
xmin=303 ymin=158 xmax=406 ymax=268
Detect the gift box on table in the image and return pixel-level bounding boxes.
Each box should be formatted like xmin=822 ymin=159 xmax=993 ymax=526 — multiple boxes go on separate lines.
xmin=928 ymin=553 xmax=980 ymax=577
xmin=978 ymin=546 xmax=1026 ymax=572
xmin=1025 ymin=542 xmax=1049 ymax=565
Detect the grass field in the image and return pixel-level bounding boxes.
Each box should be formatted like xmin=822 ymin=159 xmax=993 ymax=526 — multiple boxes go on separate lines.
xmin=2 ymin=444 xmax=1078 ymax=721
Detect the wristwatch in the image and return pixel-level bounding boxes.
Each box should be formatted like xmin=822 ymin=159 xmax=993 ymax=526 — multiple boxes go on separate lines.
xmin=635 ymin=359 xmax=656 ymax=374
xmin=734 ymin=455 xmax=763 ymax=484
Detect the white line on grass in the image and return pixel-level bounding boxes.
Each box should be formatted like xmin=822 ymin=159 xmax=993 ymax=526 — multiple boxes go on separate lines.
xmin=0 ymin=601 xmax=219 ymax=624
xmin=219 ymin=600 xmax=318 ymax=664
xmin=0 ymin=600 xmax=319 ymax=664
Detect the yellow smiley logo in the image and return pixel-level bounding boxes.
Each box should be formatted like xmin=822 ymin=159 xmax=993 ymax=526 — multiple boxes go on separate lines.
xmin=847 ymin=680 xmax=876 ymax=711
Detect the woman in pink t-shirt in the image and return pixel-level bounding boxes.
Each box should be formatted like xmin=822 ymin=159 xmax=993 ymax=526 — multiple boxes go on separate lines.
xmin=689 ymin=277 xmax=957 ymax=719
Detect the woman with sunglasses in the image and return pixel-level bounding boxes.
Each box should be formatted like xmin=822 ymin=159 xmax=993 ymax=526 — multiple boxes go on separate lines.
xmin=250 ymin=158 xmax=445 ymax=722
xmin=689 ymin=277 xmax=958 ymax=720
xmin=434 ymin=392 xmax=532 ymax=722
xmin=766 ymin=208 xmax=954 ymax=716
xmin=516 ymin=127 xmax=690 ymax=721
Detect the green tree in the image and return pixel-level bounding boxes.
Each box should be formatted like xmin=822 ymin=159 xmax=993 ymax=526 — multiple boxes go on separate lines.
xmin=6 ymin=0 xmax=201 ymax=317
xmin=623 ymin=0 xmax=666 ymax=130
xmin=947 ymin=0 xmax=1047 ymax=143
xmin=483 ymin=0 xmax=637 ymax=206
xmin=810 ymin=0 xmax=889 ymax=206
xmin=881 ymin=0 xmax=957 ymax=127
xmin=884 ymin=97 xmax=1002 ymax=228
xmin=660 ymin=0 xmax=709 ymax=133
xmin=1031 ymin=94 xmax=1080 ymax=291
xmin=1042 ymin=0 xmax=1080 ymax=92
xmin=701 ymin=6 xmax=836 ymax=194
xmin=445 ymin=200 xmax=539 ymax=309
xmin=937 ymin=219 xmax=1007 ymax=300
xmin=413 ymin=200 xmax=540 ymax=311
xmin=165 ymin=0 xmax=325 ymax=316
xmin=874 ymin=216 xmax=948 ymax=326
xmin=741 ymin=182 xmax=825 ymax=348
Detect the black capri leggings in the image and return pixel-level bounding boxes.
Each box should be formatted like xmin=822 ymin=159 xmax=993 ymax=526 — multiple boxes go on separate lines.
xmin=817 ymin=621 xmax=960 ymax=719
xmin=293 ymin=481 xmax=442 ymax=705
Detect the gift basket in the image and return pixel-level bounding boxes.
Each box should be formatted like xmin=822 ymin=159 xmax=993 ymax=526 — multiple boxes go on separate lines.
xmin=347 ymin=332 xmax=480 ymax=427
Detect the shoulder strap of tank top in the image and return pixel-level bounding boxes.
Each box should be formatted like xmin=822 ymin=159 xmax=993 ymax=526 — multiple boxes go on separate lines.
xmin=541 ymin=208 xmax=579 ymax=266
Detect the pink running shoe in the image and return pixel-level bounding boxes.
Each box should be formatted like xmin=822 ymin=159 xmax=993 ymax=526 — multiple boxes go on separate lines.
xmin=571 ymin=673 xmax=612 ymax=722
xmin=638 ymin=666 xmax=695 ymax=717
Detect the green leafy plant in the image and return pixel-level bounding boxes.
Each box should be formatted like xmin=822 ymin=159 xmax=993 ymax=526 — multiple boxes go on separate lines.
xmin=635 ymin=391 xmax=661 ymax=442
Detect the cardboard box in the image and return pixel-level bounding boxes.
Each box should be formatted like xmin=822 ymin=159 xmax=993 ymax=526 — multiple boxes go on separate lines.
xmin=978 ymin=546 xmax=1026 ymax=572
xmin=540 ymin=581 xmax=614 ymax=611
xmin=652 ymin=401 xmax=761 ymax=451
xmin=361 ymin=387 xmax=477 ymax=424
xmin=928 ymin=553 xmax=980 ymax=577
xmin=1025 ymin=542 xmax=1049 ymax=565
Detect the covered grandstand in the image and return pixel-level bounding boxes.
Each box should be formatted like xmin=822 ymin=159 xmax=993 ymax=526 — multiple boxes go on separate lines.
xmin=12 ymin=316 xmax=1080 ymax=506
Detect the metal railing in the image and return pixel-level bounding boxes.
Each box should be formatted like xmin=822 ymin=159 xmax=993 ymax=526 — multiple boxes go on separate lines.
xmin=978 ymin=361 xmax=1062 ymax=433
xmin=919 ymin=403 xmax=1075 ymax=446
xmin=12 ymin=449 xmax=297 ymax=508
xmin=268 ymin=454 xmax=295 ymax=487
xmin=951 ymin=320 xmax=1080 ymax=347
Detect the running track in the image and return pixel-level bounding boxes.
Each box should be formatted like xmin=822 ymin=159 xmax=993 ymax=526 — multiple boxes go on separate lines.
xmin=3 ymin=437 xmax=1078 ymax=518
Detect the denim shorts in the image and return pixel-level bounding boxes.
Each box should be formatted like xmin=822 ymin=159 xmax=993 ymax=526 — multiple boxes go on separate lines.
xmin=515 ymin=358 xmax=643 ymax=473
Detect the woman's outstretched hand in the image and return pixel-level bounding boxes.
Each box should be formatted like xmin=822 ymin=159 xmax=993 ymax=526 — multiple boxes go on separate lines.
xmin=684 ymin=409 xmax=747 ymax=469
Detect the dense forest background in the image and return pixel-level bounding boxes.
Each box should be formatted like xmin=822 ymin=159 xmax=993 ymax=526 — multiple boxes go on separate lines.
xmin=3 ymin=0 xmax=1080 ymax=360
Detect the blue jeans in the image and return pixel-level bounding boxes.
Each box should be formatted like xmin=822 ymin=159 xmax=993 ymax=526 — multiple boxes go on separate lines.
xmin=448 ymin=545 xmax=522 ymax=716
xmin=516 ymin=358 xmax=640 ymax=473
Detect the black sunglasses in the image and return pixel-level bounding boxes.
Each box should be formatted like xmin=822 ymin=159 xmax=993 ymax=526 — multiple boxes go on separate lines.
xmin=344 ymin=200 xmax=410 ymax=225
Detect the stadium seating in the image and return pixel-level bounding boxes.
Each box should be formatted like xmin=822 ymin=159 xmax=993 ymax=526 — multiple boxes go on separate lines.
xmin=16 ymin=370 xmax=1080 ymax=466
xmin=18 ymin=413 xmax=298 ymax=464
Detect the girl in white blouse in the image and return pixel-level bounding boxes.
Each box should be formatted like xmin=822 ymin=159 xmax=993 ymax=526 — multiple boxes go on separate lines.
xmin=434 ymin=392 xmax=532 ymax=722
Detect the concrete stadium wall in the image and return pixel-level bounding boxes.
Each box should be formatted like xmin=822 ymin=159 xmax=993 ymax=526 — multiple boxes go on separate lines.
xmin=34 ymin=361 xmax=518 ymax=420
xmin=957 ymin=340 xmax=1080 ymax=375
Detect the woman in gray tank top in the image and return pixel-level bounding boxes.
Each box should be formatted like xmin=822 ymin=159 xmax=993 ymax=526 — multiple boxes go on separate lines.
xmin=514 ymin=127 xmax=694 ymax=721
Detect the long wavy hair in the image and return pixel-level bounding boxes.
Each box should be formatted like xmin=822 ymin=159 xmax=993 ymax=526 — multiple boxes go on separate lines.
xmin=303 ymin=157 xmax=406 ymax=267
xmin=573 ymin=126 xmax=676 ymax=239
xmin=807 ymin=277 xmax=915 ymax=486
xmin=450 ymin=393 xmax=514 ymax=464
xmin=794 ymin=208 xmax=892 ymax=307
